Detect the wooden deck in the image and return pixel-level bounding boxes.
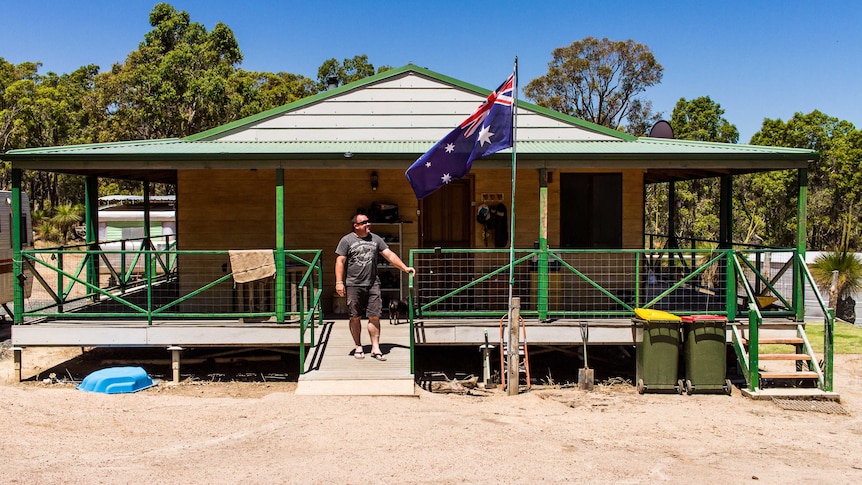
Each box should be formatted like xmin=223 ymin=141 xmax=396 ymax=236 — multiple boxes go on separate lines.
xmin=297 ymin=320 xmax=415 ymax=396
xmin=11 ymin=319 xmax=309 ymax=347
xmin=10 ymin=316 xmax=802 ymax=348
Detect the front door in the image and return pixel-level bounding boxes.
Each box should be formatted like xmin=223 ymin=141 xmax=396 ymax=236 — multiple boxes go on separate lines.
xmin=418 ymin=178 xmax=473 ymax=311
xmin=419 ymin=178 xmax=472 ymax=248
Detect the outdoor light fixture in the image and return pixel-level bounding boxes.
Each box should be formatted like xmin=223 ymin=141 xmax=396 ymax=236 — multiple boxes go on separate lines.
xmin=370 ymin=171 xmax=379 ymax=191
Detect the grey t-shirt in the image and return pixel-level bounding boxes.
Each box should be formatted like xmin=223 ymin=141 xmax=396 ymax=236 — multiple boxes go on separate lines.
xmin=335 ymin=232 xmax=389 ymax=287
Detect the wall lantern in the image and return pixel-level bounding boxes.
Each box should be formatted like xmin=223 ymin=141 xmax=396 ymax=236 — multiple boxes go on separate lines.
xmin=370 ymin=171 xmax=379 ymax=191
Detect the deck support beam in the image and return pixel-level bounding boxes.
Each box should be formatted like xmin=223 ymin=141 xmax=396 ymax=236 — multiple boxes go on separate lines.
xmin=168 ymin=346 xmax=183 ymax=383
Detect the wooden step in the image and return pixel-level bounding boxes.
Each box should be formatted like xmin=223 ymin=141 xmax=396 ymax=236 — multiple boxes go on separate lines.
xmin=759 ymin=371 xmax=819 ymax=379
xmin=759 ymin=353 xmax=812 ymax=361
xmin=743 ymin=337 xmax=804 ymax=345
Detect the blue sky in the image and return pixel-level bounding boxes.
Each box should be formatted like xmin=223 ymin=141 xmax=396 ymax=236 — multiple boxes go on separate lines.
xmin=2 ymin=0 xmax=859 ymax=142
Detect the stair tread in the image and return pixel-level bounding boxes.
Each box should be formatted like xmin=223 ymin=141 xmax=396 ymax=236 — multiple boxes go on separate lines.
xmin=744 ymin=338 xmax=805 ymax=345
xmin=760 ymin=371 xmax=819 ymax=379
xmin=759 ymin=353 xmax=812 ymax=360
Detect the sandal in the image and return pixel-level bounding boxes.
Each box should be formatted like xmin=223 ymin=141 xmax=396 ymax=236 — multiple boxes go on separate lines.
xmin=353 ymin=350 xmax=365 ymax=359
xmin=370 ymin=352 xmax=387 ymax=361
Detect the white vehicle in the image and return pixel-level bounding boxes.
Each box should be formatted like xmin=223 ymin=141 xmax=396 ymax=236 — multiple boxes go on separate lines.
xmin=0 ymin=191 xmax=34 ymax=313
xmin=97 ymin=195 xmax=176 ymax=275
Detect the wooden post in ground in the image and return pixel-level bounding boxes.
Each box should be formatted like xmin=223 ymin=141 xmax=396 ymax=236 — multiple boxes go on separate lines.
xmin=13 ymin=347 xmax=23 ymax=382
xmin=508 ymin=297 xmax=521 ymax=396
xmin=168 ymin=346 xmax=183 ymax=383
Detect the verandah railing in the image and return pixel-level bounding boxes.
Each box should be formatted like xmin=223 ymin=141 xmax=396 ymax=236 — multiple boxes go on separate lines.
xmin=407 ymin=246 xmax=833 ymax=391
xmin=19 ymin=243 xmax=323 ymax=327
xmin=18 ymin=242 xmax=324 ymax=375
xmin=408 ymin=248 xmax=800 ymax=320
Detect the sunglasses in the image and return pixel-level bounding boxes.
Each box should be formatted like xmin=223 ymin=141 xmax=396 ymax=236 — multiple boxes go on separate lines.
xmin=355 ymin=220 xmax=370 ymax=226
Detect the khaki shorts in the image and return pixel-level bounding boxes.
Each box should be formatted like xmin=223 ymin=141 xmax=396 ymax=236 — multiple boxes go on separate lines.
xmin=346 ymin=285 xmax=382 ymax=318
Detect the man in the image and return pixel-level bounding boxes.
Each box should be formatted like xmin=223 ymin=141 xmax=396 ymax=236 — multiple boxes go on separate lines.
xmin=335 ymin=214 xmax=414 ymax=361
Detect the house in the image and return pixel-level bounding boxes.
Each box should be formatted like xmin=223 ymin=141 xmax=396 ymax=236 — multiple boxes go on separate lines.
xmin=2 ymin=65 xmax=832 ymax=396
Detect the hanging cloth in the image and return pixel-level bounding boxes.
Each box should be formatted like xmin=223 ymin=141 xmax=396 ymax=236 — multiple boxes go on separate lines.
xmin=492 ymin=203 xmax=508 ymax=248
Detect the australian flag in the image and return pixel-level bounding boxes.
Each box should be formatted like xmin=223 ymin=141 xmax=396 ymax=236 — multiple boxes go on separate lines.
xmin=405 ymin=73 xmax=515 ymax=199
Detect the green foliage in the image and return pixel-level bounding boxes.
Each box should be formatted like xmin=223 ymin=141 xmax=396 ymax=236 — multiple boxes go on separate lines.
xmin=315 ymin=55 xmax=391 ymax=90
xmin=751 ymin=111 xmax=861 ymax=250
xmin=0 ymin=3 xmax=382 ymax=212
xmin=525 ymin=37 xmax=663 ymax=130
xmin=670 ymin=96 xmax=739 ymax=143
xmin=36 ymin=220 xmax=62 ymax=244
xmin=810 ymin=251 xmax=862 ymax=299
xmin=646 ymin=96 xmax=739 ymax=243
xmin=97 ymin=2 xmax=245 ymax=139
xmin=623 ymin=99 xmax=663 ymax=136
xmin=50 ymin=203 xmax=84 ymax=244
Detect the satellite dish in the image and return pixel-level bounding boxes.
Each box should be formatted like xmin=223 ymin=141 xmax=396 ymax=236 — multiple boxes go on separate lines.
xmin=649 ymin=120 xmax=674 ymax=139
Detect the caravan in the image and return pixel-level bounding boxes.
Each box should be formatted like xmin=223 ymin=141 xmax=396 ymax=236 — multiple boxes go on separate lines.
xmin=0 ymin=191 xmax=33 ymax=317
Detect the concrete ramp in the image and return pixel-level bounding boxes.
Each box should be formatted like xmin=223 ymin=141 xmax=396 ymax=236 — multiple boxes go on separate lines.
xmin=296 ymin=319 xmax=416 ymax=396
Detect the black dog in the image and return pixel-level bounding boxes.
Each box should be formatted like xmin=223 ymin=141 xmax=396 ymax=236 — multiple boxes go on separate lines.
xmin=388 ymin=299 xmax=408 ymax=325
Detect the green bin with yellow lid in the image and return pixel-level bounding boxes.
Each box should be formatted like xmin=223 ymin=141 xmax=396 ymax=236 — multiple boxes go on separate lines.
xmin=633 ymin=308 xmax=683 ymax=394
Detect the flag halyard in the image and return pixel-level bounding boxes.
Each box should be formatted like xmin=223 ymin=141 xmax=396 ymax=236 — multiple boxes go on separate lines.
xmin=405 ymin=73 xmax=515 ymax=199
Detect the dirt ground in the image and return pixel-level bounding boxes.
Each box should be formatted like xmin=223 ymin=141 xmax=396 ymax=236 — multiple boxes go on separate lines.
xmin=1 ymin=344 xmax=861 ymax=484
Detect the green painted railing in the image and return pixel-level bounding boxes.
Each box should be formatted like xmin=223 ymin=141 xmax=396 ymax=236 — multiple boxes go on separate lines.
xmin=798 ymin=254 xmax=834 ymax=391
xmin=731 ymin=254 xmax=764 ymax=391
xmin=408 ymin=247 xmax=803 ymax=321
xmin=19 ymin=245 xmax=323 ymax=327
xmin=409 ymin=248 xmax=746 ymax=320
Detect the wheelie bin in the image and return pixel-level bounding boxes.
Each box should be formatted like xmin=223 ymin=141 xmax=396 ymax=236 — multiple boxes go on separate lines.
xmin=633 ymin=308 xmax=683 ymax=394
xmin=681 ymin=315 xmax=731 ymax=395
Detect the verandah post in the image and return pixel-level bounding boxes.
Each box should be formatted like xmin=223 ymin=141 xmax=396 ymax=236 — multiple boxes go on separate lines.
xmin=85 ymin=176 xmax=99 ymax=301
xmin=538 ymin=168 xmax=549 ymax=321
xmin=275 ymin=169 xmax=286 ymax=323
xmin=143 ymin=182 xmax=153 ymax=324
xmin=11 ymin=169 xmax=23 ymax=325
xmin=720 ymin=175 xmax=736 ymax=320
xmin=794 ymin=168 xmax=808 ymax=322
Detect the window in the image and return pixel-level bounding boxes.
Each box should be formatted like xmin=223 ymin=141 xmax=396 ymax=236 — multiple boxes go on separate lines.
xmin=560 ymin=173 xmax=622 ymax=248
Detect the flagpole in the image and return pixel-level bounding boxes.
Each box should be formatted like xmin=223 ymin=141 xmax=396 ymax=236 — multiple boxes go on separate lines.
xmin=507 ymin=57 xmax=518 ymax=393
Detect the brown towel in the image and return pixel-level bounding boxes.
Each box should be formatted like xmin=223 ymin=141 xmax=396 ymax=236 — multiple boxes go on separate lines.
xmin=229 ymin=250 xmax=276 ymax=283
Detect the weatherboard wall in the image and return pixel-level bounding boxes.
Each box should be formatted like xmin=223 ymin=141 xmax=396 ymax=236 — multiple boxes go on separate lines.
xmin=212 ymin=72 xmax=618 ymax=144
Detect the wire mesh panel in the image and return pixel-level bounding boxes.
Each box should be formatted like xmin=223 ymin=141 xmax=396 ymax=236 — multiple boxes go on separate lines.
xmin=411 ymin=248 xmax=743 ymax=319
xmin=735 ymin=249 xmax=798 ymax=315
xmin=633 ymin=249 xmax=728 ymax=314
xmin=20 ymin=245 xmax=320 ymax=323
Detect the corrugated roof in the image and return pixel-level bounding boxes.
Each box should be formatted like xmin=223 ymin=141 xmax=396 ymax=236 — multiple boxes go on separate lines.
xmin=0 ymin=64 xmax=818 ymax=184
xmin=4 ymin=137 xmax=817 ymax=163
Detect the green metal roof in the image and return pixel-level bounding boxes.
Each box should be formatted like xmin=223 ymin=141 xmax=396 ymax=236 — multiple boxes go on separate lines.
xmin=1 ymin=64 xmax=818 ymax=184
xmin=5 ymin=137 xmax=817 ymax=161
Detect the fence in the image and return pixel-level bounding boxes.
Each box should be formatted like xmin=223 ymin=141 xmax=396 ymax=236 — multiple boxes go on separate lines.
xmin=19 ymin=241 xmax=323 ymax=325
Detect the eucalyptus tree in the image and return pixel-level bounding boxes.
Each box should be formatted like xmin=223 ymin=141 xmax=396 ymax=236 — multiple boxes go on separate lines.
xmin=95 ymin=2 xmax=243 ymax=140
xmin=524 ymin=37 xmax=663 ymax=130
xmin=750 ymin=111 xmax=860 ymax=250
xmin=316 ymin=55 xmax=393 ymax=91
